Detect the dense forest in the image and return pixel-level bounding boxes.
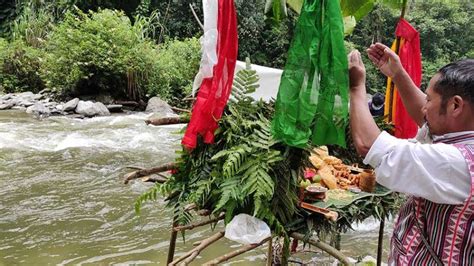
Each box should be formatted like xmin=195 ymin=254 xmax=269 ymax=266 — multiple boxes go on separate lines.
xmin=0 ymin=0 xmax=472 ymax=105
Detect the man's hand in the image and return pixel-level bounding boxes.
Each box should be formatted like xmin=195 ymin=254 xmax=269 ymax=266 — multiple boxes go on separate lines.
xmin=348 ymin=50 xmax=366 ymax=91
xmin=367 ymin=43 xmax=403 ymax=79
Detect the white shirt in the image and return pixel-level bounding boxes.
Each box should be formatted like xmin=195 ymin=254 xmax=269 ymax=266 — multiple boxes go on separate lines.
xmin=363 ymin=127 xmax=473 ymax=205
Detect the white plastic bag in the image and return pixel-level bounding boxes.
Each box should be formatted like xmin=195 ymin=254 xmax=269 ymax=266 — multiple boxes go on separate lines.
xmin=224 ymin=214 xmax=271 ymax=245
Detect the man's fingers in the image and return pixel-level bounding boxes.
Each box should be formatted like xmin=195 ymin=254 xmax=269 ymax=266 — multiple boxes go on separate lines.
xmin=374 ymin=42 xmax=389 ymax=51
xmin=348 ymin=50 xmax=360 ymax=64
xmin=367 ymin=47 xmax=382 ymax=60
xmin=367 ymin=53 xmax=379 ymax=65
xmin=383 ymin=47 xmax=399 ymax=62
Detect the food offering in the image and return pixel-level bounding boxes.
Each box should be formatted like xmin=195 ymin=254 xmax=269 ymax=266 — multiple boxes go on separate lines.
xmin=297 ymin=146 xmax=388 ymax=220
xmin=299 ymin=146 xmax=376 ymax=201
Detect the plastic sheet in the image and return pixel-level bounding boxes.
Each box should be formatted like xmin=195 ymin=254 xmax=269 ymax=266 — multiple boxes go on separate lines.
xmin=224 ymin=214 xmax=271 ymax=245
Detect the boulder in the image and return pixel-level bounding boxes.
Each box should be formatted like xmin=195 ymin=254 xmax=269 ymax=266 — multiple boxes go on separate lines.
xmin=94 ymin=102 xmax=111 ymax=116
xmin=106 ymin=104 xmax=123 ymax=113
xmin=75 ymin=100 xmax=110 ymax=117
xmin=145 ymin=97 xmax=176 ymax=116
xmin=18 ymin=91 xmax=34 ymax=98
xmin=26 ymin=102 xmax=51 ymax=116
xmin=32 ymin=94 xmax=43 ymax=100
xmin=0 ymin=102 xmax=14 ymax=110
xmin=63 ymin=98 xmax=79 ymax=112
xmin=18 ymin=100 xmax=35 ymax=107
xmin=11 ymin=106 xmax=26 ymax=111
xmin=0 ymin=93 xmax=13 ymax=101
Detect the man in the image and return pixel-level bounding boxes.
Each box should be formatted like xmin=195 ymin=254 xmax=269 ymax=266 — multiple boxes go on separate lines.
xmin=348 ymin=43 xmax=473 ymax=265
xmin=368 ymin=92 xmax=385 ymax=117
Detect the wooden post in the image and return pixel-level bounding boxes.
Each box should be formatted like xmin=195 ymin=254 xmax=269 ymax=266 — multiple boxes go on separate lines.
xmin=167 ymin=220 xmax=178 ymax=265
xmin=377 ymin=217 xmax=385 ymax=266
xmin=266 ymin=237 xmax=273 ymax=266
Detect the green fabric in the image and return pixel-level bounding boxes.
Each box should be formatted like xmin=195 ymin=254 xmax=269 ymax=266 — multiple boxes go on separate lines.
xmin=271 ymin=0 xmax=349 ymax=148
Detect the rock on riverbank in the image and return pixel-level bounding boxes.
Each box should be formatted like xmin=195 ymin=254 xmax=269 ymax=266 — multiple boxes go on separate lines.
xmin=0 ymin=91 xmax=176 ymax=119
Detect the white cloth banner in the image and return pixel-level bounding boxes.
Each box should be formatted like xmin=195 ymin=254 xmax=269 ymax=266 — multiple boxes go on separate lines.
xmin=192 ymin=0 xmax=219 ymax=96
xmin=234 ymin=60 xmax=283 ymax=102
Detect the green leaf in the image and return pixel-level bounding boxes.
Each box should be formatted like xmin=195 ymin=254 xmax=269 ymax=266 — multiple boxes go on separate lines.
xmin=340 ymin=0 xmax=375 ymax=21
xmin=343 ymin=16 xmax=356 ymax=36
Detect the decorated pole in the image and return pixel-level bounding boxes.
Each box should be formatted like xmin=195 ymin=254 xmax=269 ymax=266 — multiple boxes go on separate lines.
xmin=386 ymin=0 xmax=408 ymax=122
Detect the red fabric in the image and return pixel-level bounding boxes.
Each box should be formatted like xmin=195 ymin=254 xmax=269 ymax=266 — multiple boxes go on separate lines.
xmin=393 ymin=18 xmax=422 ymax=138
xmin=182 ymin=0 xmax=238 ymax=149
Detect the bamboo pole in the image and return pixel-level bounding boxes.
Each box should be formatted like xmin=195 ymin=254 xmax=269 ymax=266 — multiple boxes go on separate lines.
xmin=169 ymin=231 xmax=225 ymax=265
xmin=203 ymin=237 xmax=271 ymax=265
xmin=266 ymin=237 xmax=273 ymax=266
xmin=167 ymin=220 xmax=179 ymax=265
xmin=290 ymin=233 xmax=350 ymax=265
xmin=377 ymin=217 xmax=386 ymax=266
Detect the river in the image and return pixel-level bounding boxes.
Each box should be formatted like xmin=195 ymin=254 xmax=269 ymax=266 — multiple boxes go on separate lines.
xmin=0 ymin=110 xmax=392 ymax=265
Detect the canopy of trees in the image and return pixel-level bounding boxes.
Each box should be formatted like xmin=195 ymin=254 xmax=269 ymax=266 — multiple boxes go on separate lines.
xmin=0 ymin=0 xmax=472 ymax=101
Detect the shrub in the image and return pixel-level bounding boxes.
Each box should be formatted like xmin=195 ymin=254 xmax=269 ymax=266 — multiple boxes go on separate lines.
xmin=0 ymin=39 xmax=45 ymax=93
xmin=10 ymin=3 xmax=55 ymax=48
xmin=149 ymin=37 xmax=201 ymax=106
xmin=41 ymin=8 xmax=159 ymax=101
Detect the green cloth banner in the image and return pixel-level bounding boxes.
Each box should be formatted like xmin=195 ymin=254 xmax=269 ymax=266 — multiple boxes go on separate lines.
xmin=271 ymin=0 xmax=349 ymax=148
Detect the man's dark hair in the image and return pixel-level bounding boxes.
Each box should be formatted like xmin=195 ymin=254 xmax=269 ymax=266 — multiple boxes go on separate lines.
xmin=372 ymin=92 xmax=385 ymax=106
xmin=434 ymin=59 xmax=474 ymax=113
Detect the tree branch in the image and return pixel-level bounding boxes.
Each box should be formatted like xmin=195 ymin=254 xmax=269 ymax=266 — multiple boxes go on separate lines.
xmin=170 ymin=106 xmax=191 ymax=113
xmin=123 ymin=162 xmax=176 ymax=184
xmin=203 ymin=237 xmax=271 ymax=265
xmin=290 ymin=233 xmax=350 ymax=265
xmin=173 ymin=213 xmax=225 ymax=232
xmin=140 ymin=175 xmax=168 ymax=183
xmin=145 ymin=116 xmax=189 ymax=126
xmin=189 ymin=3 xmax=204 ymax=30
xmin=169 ymin=231 xmax=225 ymax=265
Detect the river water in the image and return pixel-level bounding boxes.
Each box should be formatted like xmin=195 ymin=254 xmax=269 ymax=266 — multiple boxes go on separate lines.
xmin=0 ymin=110 xmax=393 ymax=265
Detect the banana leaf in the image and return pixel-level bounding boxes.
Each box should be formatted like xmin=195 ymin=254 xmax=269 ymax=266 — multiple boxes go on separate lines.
xmin=312 ymin=185 xmax=392 ymax=209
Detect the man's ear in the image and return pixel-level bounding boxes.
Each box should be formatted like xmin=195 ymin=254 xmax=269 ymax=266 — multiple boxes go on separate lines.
xmin=451 ymin=95 xmax=464 ymax=117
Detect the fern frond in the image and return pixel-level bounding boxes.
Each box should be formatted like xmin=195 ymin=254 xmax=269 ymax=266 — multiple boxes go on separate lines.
xmin=214 ymin=178 xmax=242 ymax=212
xmin=135 ymin=183 xmax=160 ymax=214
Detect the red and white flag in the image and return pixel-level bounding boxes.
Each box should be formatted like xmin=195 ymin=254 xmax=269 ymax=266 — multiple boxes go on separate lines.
xmin=182 ymin=0 xmax=238 ymax=149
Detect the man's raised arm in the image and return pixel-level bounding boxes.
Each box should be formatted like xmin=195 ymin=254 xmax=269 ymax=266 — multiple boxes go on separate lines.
xmin=367 ymin=43 xmax=426 ymax=126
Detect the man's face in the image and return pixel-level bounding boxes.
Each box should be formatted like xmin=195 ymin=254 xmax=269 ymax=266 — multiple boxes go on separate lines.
xmin=423 ymin=74 xmax=449 ymax=136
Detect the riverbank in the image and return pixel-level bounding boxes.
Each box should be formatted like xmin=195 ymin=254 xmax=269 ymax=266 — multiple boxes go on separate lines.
xmin=0 ymin=91 xmax=178 ymax=119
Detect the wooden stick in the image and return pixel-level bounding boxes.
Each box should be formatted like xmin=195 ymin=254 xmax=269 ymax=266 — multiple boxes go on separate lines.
xmin=170 ymin=106 xmax=191 ymax=113
xmin=123 ymin=162 xmax=176 ymax=184
xmin=184 ymin=203 xmax=197 ymax=212
xmin=203 ymin=237 xmax=271 ymax=265
xmin=145 ymin=116 xmax=189 ymax=126
xmin=169 ymin=231 xmax=225 ymax=265
xmin=196 ymin=209 xmax=211 ymax=216
xmin=299 ymin=202 xmax=338 ymax=221
xmin=266 ymin=237 xmax=273 ymax=266
xmin=167 ymin=220 xmax=179 ymax=265
xmin=377 ymin=217 xmax=385 ymax=266
xmin=141 ymin=175 xmax=168 ymax=183
xmin=182 ymin=97 xmax=196 ymax=102
xmin=290 ymin=233 xmax=350 ymax=265
xmin=173 ymin=213 xmax=225 ymax=232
